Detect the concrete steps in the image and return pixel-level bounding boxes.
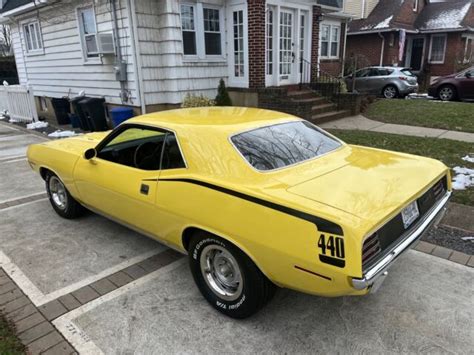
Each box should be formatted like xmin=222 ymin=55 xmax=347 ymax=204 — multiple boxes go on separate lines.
xmin=309 ymin=110 xmax=352 ymax=125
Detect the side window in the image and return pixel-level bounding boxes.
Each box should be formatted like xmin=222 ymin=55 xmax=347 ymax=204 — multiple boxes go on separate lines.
xmin=77 ymin=6 xmax=99 ymax=59
xmin=368 ymin=69 xmax=380 ymax=77
xmin=161 ymin=134 xmax=186 ymax=170
xmin=356 ymin=68 xmax=370 ymax=77
xmin=23 ymin=20 xmax=43 ymax=53
xmin=98 ymin=127 xmax=167 ymax=171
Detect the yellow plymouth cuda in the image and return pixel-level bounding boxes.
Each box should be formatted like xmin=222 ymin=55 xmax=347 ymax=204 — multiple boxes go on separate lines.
xmin=27 ymin=107 xmax=451 ymax=318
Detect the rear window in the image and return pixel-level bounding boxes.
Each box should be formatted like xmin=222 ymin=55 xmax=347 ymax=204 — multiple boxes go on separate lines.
xmin=231 ymin=121 xmax=342 ymax=171
xmin=401 ymin=69 xmax=415 ymax=77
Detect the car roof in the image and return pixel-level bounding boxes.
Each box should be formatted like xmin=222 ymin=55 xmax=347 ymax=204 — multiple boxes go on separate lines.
xmin=127 ymin=107 xmax=300 ymax=134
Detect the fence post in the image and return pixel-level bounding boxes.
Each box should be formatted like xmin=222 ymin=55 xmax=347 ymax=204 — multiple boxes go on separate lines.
xmin=27 ymin=85 xmax=38 ymax=122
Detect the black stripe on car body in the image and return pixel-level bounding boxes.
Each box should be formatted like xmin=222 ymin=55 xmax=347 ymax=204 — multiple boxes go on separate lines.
xmin=157 ymin=178 xmax=343 ymax=236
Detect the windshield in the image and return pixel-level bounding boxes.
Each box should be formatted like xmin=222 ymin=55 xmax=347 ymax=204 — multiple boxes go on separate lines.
xmin=401 ymin=69 xmax=415 ymax=77
xmin=231 ymin=121 xmax=342 ymax=171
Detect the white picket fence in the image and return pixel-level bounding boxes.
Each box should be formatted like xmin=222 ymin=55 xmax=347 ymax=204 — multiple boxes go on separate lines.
xmin=0 ymin=85 xmax=38 ymax=123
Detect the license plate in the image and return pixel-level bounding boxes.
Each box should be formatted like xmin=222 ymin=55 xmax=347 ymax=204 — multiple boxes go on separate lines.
xmin=401 ymin=201 xmax=420 ymax=229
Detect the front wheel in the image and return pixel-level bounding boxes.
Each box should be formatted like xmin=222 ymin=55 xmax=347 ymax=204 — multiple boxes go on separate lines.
xmin=188 ymin=233 xmax=275 ymax=319
xmin=382 ymin=85 xmax=398 ymax=99
xmin=45 ymin=172 xmax=85 ymax=219
xmin=438 ymin=85 xmax=456 ymax=101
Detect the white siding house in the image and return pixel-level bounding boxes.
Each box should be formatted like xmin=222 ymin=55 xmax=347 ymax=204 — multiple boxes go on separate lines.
xmin=0 ymin=0 xmax=353 ymax=119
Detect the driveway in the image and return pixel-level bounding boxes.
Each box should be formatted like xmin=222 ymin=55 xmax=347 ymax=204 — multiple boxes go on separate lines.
xmin=0 ymin=121 xmax=473 ymax=354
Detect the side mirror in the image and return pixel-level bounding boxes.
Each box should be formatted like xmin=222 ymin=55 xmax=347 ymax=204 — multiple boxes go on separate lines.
xmin=84 ymin=148 xmax=97 ymax=160
xmin=466 ymin=72 xmax=472 ymax=78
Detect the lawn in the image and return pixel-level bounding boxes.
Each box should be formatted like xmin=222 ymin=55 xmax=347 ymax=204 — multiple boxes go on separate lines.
xmin=330 ymin=129 xmax=474 ymax=206
xmin=0 ymin=315 xmax=25 ymax=355
xmin=365 ymin=99 xmax=474 ymax=133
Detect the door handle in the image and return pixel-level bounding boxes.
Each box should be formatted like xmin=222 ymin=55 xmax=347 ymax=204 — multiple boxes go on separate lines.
xmin=140 ymin=184 xmax=149 ymax=195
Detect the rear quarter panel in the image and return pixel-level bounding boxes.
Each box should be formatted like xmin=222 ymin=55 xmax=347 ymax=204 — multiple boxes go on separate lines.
xmin=154 ymin=174 xmax=365 ymax=297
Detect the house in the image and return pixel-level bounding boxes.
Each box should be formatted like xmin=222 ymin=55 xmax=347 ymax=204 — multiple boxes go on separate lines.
xmin=343 ymin=0 xmax=378 ymax=19
xmin=346 ymin=0 xmax=474 ymax=84
xmin=0 ymin=0 xmax=356 ymax=123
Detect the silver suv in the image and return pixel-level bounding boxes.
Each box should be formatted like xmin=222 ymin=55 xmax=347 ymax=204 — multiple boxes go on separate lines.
xmin=345 ymin=67 xmax=419 ymax=99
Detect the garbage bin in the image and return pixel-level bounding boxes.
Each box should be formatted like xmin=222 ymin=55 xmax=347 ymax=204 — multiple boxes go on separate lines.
xmin=70 ymin=96 xmax=90 ymax=131
xmin=51 ymin=98 xmax=71 ymax=125
xmin=68 ymin=113 xmax=81 ymax=129
xmin=79 ymin=98 xmax=108 ymax=132
xmin=110 ymin=107 xmax=135 ymax=127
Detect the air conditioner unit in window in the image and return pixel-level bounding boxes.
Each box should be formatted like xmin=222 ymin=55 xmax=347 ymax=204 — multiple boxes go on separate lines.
xmin=97 ymin=33 xmax=115 ymax=55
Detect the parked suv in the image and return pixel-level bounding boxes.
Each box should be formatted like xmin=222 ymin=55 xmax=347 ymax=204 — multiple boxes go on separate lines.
xmin=345 ymin=67 xmax=419 ymax=99
xmin=428 ymin=67 xmax=474 ymax=101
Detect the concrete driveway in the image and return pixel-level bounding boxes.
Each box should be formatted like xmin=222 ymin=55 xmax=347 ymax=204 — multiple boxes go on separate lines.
xmin=0 ymin=121 xmax=473 ymax=354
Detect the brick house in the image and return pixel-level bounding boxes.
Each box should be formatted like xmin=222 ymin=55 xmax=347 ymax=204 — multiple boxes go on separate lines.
xmin=346 ymin=0 xmax=474 ymax=84
xmin=0 ymin=0 xmax=355 ymax=123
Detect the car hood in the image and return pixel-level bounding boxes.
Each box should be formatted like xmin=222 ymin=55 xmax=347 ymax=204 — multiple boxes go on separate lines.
xmin=284 ymin=146 xmax=447 ymax=223
xmin=39 ymin=131 xmax=110 ymax=154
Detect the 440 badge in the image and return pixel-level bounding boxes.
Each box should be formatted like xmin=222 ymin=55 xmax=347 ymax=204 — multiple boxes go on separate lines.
xmin=318 ymin=234 xmax=345 ymax=268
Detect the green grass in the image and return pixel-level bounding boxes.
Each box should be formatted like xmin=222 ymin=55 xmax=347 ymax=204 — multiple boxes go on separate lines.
xmin=0 ymin=315 xmax=25 ymax=355
xmin=365 ymin=99 xmax=474 ymax=133
xmin=329 ymin=129 xmax=474 ymax=206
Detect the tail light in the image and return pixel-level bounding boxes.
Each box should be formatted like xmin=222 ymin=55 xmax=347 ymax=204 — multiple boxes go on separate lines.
xmin=399 ymin=76 xmax=408 ymax=81
xmin=362 ymin=233 xmax=381 ymax=269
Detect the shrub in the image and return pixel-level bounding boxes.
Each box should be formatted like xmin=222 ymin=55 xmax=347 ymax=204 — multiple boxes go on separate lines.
xmin=181 ymin=93 xmax=215 ymax=108
xmin=215 ymin=78 xmax=232 ymax=106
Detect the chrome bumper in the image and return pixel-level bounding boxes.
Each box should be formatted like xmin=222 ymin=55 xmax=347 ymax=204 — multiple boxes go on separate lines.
xmin=351 ymin=190 xmax=451 ymax=292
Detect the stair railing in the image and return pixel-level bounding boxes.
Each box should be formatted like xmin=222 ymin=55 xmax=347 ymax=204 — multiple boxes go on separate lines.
xmin=300 ymin=58 xmax=342 ymax=110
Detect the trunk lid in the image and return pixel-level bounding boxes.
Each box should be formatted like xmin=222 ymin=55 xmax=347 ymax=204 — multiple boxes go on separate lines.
xmin=285 ymin=146 xmax=447 ymax=222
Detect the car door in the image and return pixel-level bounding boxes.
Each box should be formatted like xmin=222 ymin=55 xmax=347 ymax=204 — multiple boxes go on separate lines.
xmin=352 ymin=68 xmax=371 ymax=93
xmin=73 ymin=125 xmax=169 ymax=235
xmin=364 ymin=68 xmax=386 ymax=94
xmin=458 ymin=68 xmax=474 ymax=99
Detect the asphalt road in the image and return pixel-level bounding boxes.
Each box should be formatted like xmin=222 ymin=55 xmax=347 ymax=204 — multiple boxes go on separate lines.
xmin=1 ymin=121 xmax=473 ymax=354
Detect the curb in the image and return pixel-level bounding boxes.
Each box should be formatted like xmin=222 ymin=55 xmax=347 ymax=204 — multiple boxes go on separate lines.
xmin=413 ymin=241 xmax=473 ymax=267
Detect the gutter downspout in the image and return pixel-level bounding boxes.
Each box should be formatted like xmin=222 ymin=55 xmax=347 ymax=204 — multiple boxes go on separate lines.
xmin=361 ymin=0 xmax=366 ymax=18
xmin=110 ymin=0 xmax=126 ymax=101
xmin=127 ymin=0 xmax=146 ymax=114
xmin=378 ymin=32 xmax=385 ymax=66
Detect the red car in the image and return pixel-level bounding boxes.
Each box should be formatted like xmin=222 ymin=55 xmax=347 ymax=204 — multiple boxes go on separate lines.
xmin=428 ymin=67 xmax=474 ymax=101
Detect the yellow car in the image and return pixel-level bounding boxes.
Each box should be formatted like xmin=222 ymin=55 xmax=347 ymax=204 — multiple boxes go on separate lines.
xmin=27 ymin=107 xmax=451 ymax=318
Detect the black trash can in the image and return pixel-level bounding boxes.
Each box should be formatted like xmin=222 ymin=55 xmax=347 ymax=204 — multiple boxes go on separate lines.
xmin=70 ymin=96 xmax=90 ymax=131
xmin=51 ymin=98 xmax=71 ymax=125
xmin=79 ymin=98 xmax=108 ymax=132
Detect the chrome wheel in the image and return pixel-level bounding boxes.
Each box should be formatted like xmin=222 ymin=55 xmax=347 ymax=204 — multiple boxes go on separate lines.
xmin=48 ymin=176 xmax=68 ymax=210
xmin=383 ymin=86 xmax=397 ymax=99
xmin=199 ymin=245 xmax=243 ymax=301
xmin=439 ymin=87 xmax=454 ymax=101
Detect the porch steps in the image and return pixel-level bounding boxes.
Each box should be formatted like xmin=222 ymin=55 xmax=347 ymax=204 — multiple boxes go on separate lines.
xmin=309 ymin=110 xmax=351 ymax=125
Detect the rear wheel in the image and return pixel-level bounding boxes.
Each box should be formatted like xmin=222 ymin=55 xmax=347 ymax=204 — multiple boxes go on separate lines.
xmin=438 ymin=85 xmax=456 ymax=101
xmin=382 ymin=85 xmax=398 ymax=99
xmin=188 ymin=232 xmax=276 ymax=319
xmin=45 ymin=172 xmax=85 ymax=219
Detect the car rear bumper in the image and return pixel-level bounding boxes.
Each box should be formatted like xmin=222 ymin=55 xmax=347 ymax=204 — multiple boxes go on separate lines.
xmin=399 ymin=83 xmax=419 ymax=95
xmin=351 ymin=190 xmax=451 ymax=292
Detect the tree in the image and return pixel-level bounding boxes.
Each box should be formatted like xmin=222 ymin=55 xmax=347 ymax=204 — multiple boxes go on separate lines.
xmin=215 ymin=78 xmax=232 ymax=106
xmin=0 ymin=24 xmax=12 ymax=56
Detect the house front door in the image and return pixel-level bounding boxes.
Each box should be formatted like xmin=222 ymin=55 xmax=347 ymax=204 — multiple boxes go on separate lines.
xmin=278 ymin=9 xmax=297 ymax=85
xmin=406 ymin=37 xmax=425 ymax=71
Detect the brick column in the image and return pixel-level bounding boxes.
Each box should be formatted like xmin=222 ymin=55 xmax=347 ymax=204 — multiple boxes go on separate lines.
xmin=311 ymin=6 xmax=322 ymax=81
xmin=247 ymin=0 xmax=266 ymax=89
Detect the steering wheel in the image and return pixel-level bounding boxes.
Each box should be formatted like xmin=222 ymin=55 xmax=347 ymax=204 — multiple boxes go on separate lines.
xmin=133 ymin=141 xmax=161 ymax=169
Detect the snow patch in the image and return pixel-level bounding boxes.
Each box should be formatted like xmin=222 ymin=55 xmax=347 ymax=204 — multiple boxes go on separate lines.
xmin=462 ymin=155 xmax=474 ymax=163
xmin=420 ymin=3 xmax=471 ymax=30
xmin=361 ymin=15 xmax=393 ymax=30
xmin=452 ymin=166 xmax=474 ymax=190
xmin=461 ymin=237 xmax=474 ymax=242
xmin=48 ymin=130 xmax=78 ymax=138
xmin=27 ymin=121 xmax=49 ymax=129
